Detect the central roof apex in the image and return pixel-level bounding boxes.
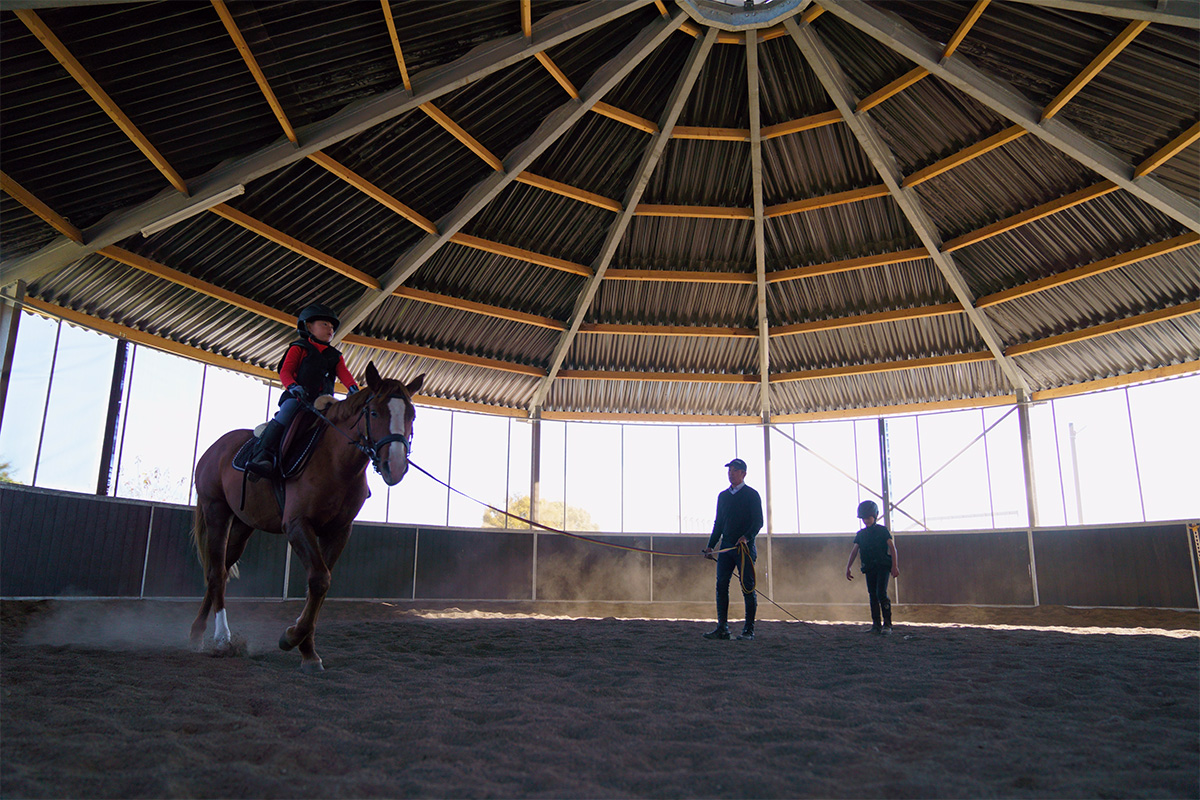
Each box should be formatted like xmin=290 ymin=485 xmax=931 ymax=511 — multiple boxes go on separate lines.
xmin=677 ymin=0 xmax=811 ymax=31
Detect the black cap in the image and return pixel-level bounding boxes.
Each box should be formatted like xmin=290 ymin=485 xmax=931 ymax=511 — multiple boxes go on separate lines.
xmin=724 ymin=458 xmax=747 ymax=471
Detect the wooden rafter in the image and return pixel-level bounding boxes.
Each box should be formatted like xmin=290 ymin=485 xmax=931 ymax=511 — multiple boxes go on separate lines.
xmin=773 ymin=393 xmax=1017 ymax=423
xmin=380 ymin=0 xmax=412 ymax=91
xmin=1042 ymin=19 xmax=1150 ymax=120
xmin=208 ymin=203 xmax=381 ymax=289
xmin=578 ymin=323 xmax=757 ymax=337
xmin=520 ymin=0 xmax=532 ymax=38
xmin=394 ymin=286 xmax=565 ymax=330
xmin=800 ymin=5 xmax=825 ymax=24
xmin=342 ymin=333 xmax=546 ymax=377
xmin=515 ymin=172 xmax=622 ymax=212
xmin=211 ymin=0 xmax=298 ymax=145
xmin=942 ymin=0 xmax=990 ymax=58
xmin=604 ymin=269 xmax=756 ymax=283
xmin=558 ymin=369 xmax=758 ymax=383
xmin=673 ymin=126 xmax=751 ymax=141
xmin=770 ymin=303 xmax=962 ymax=336
xmin=420 ymin=102 xmax=504 ymax=171
xmin=98 ymin=245 xmax=293 ymax=325
xmin=856 ymin=67 xmax=929 ymax=113
xmin=941 ymin=180 xmax=1119 ymax=252
xmin=536 ymin=52 xmax=578 ymax=97
xmin=771 ymin=351 xmax=993 ymax=383
xmin=633 ymin=204 xmax=753 ymax=219
xmin=903 ymin=125 xmax=1026 ymax=188
xmin=1134 ymin=121 xmax=1200 ymax=178
xmin=309 ymin=151 xmax=437 ymax=234
xmin=1007 ymin=301 xmax=1200 ymax=357
xmin=764 ymin=184 xmax=890 ymax=217
xmin=654 ymin=1 xmax=668 ymax=16
xmin=976 ymin=233 xmax=1200 ymax=307
xmin=1030 ymin=361 xmax=1200 ymax=402
xmin=592 ymin=101 xmax=659 ymax=133
xmin=0 ymin=171 xmax=82 ymax=243
xmin=448 ymin=232 xmax=592 ymax=277
xmin=767 ymin=246 xmax=929 ymax=283
xmin=14 ymin=9 xmax=187 ymax=194
xmin=762 ymin=109 xmax=842 ymax=139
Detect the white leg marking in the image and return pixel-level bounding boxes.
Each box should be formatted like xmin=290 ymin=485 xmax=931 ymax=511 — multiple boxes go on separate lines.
xmin=214 ymin=609 xmax=231 ymax=644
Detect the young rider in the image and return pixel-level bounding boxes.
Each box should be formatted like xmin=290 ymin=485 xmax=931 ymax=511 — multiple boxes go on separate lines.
xmin=247 ymin=304 xmax=360 ymax=475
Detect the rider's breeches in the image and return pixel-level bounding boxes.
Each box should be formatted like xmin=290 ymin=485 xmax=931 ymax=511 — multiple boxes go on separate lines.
xmin=271 ymin=397 xmax=301 ymax=428
xmin=863 ymin=566 xmax=892 ymax=627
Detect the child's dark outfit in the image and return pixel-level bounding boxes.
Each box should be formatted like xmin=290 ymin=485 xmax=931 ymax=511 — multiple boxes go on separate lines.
xmin=854 ymin=522 xmax=894 ymax=630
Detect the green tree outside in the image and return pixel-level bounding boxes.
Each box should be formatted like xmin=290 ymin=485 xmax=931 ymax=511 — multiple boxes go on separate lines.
xmin=482 ymin=494 xmax=599 ymax=532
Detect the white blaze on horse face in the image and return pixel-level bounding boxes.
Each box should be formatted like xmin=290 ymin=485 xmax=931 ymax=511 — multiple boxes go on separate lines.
xmin=384 ymin=397 xmax=410 ymax=484
xmin=214 ymin=609 xmax=230 ymax=645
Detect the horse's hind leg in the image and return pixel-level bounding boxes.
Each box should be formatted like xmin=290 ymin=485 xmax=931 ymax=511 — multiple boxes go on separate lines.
xmin=190 ymin=498 xmax=234 ymax=647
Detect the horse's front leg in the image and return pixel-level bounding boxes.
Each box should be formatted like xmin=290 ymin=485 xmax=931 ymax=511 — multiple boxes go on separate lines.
xmin=279 ymin=517 xmax=331 ymax=673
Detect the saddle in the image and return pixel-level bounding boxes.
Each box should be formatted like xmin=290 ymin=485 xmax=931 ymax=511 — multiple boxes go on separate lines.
xmin=232 ymin=401 xmax=333 ymax=480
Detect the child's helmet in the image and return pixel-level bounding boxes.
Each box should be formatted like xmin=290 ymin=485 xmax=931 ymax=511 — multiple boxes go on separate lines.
xmin=297 ymin=304 xmax=340 ymax=335
xmin=856 ymin=500 xmax=880 ymax=519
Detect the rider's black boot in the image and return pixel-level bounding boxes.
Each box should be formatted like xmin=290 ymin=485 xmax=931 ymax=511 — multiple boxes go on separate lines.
xmin=248 ymin=420 xmax=284 ymax=475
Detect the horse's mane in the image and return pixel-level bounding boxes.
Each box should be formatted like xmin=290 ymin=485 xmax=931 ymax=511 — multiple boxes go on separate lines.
xmin=323 ymin=381 xmax=411 ymax=424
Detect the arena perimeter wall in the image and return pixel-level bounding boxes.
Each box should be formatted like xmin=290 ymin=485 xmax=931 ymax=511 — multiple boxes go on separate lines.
xmin=2 ymin=484 xmax=1198 ymax=611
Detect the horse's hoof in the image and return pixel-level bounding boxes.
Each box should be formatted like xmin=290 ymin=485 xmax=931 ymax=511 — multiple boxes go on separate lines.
xmin=278 ymin=631 xmax=296 ymax=651
xmin=300 ymin=659 xmax=324 ymax=674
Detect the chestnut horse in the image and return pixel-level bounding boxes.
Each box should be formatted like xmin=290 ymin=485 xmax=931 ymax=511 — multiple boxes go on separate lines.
xmin=190 ymin=362 xmax=423 ymax=672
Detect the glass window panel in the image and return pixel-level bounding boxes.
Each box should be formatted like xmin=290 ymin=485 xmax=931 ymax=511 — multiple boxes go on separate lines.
xmin=1127 ymin=376 xmax=1200 ymax=522
xmin=623 ymin=423 xmax=680 ymax=533
xmin=1051 ymin=391 xmax=1142 ymax=525
xmin=564 ymin=421 xmax=620 ymax=532
xmin=768 ymin=425 xmax=799 ymax=534
xmin=883 ymin=417 xmax=926 ymax=532
xmin=911 ymin=409 xmax=992 ymax=531
xmin=538 ymin=420 xmax=566 ymax=530
xmin=388 ymin=405 xmax=451 ymax=526
xmin=448 ymin=412 xmax=511 ymax=527
xmin=114 ymin=346 xmax=203 ymax=504
xmin=794 ymin=419 xmax=863 ymax=533
xmin=0 ymin=312 xmax=58 ymax=485
xmin=679 ymin=425 xmax=736 ymax=534
xmin=505 ymin=419 xmax=533 ymax=529
xmin=1028 ymin=400 xmax=1066 ymax=527
xmin=854 ymin=419 xmax=883 ymax=506
xmin=195 ymin=365 xmax=273 ymax=505
xmin=734 ymin=424 xmax=765 ymax=479
xmin=982 ymin=406 xmax=1028 ymax=528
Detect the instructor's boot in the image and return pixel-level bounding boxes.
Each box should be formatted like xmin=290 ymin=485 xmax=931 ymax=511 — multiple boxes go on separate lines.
xmin=247 ymin=420 xmax=285 ymax=475
xmin=703 ymin=624 xmax=731 ymax=640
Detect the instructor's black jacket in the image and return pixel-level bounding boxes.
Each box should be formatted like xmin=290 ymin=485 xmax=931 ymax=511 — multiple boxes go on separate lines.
xmin=707 ymin=484 xmax=764 ymax=559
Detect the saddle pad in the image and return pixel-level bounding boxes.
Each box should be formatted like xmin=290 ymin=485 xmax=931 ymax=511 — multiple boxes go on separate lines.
xmin=231 ymin=418 xmax=326 ymax=479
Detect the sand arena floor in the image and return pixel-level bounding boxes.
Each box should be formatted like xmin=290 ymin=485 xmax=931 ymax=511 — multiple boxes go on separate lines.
xmin=1 ymin=599 xmax=1196 ymax=799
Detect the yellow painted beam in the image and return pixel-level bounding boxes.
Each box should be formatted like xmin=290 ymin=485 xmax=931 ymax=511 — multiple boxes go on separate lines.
xmin=1042 ymin=19 xmax=1149 ymax=120
xmin=761 ymin=110 xmax=842 ymax=140
xmin=309 ymin=151 xmax=438 ymax=234
xmin=856 ymin=67 xmax=929 ymax=113
xmin=903 ymin=125 xmax=1026 ymax=188
xmin=592 ymin=102 xmax=658 ymax=134
xmin=976 ymin=233 xmax=1200 ymax=308
xmin=0 ymin=171 xmax=83 ymax=243
xmin=1134 ymin=121 xmax=1200 ymax=178
xmin=209 ymin=203 xmax=381 ymax=289
xmin=767 ymin=247 xmax=930 ymax=283
xmin=603 ymin=269 xmax=756 ymax=284
xmin=394 ymin=286 xmax=565 ymax=330
xmin=1006 ymin=301 xmax=1200 ymax=357
xmin=672 ymin=126 xmax=751 ymax=142
xmin=577 ymin=323 xmax=758 ymax=338
xmin=942 ymin=0 xmax=990 ymax=58
xmin=771 ymin=351 xmax=993 ymax=383
xmin=941 ymin=181 xmax=1119 ymax=252
xmin=421 ymin=102 xmax=504 ymax=171
xmin=634 ymin=204 xmax=754 ymax=220
xmin=341 ymin=333 xmax=546 ymax=377
xmin=536 ymin=51 xmax=578 ymax=98
xmin=515 ymin=172 xmax=621 ymax=212
xmin=15 ymin=9 xmax=188 ymax=194
xmin=770 ymin=302 xmax=962 ymax=336
xmin=1030 ymin=361 xmax=1200 ymax=401
xmin=380 ymin=0 xmax=412 ymax=91
xmin=764 ymin=184 xmax=890 ymax=218
xmin=557 ymin=369 xmax=758 ymax=383
xmin=212 ymin=0 xmax=297 ymax=144
xmin=448 ymin=232 xmax=592 ymax=276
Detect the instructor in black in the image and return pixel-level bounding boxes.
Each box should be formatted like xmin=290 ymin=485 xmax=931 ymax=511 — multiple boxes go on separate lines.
xmin=702 ymin=458 xmax=764 ymax=641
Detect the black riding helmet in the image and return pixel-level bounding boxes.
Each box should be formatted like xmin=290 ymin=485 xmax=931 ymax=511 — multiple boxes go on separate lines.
xmin=297 ymin=303 xmax=340 ymax=336
xmin=857 ymin=500 xmax=880 ymax=520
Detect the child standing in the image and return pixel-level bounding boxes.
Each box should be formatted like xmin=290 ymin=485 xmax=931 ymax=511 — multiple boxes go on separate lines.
xmin=844 ymin=500 xmax=899 ymax=635
xmin=247 ymin=303 xmax=360 ymax=475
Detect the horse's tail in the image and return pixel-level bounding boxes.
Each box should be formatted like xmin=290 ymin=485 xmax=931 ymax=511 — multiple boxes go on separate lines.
xmin=191 ymin=504 xmax=240 ymax=580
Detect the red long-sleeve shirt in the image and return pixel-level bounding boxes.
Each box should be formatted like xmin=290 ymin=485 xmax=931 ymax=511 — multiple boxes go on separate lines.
xmin=280 ymin=340 xmax=358 ymax=393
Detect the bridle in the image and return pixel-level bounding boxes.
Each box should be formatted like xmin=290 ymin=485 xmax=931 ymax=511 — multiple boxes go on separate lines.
xmin=300 ymin=390 xmax=414 ymax=476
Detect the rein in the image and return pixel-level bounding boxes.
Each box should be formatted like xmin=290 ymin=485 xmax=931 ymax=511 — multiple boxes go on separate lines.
xmin=296 ymin=393 xmax=411 ymax=476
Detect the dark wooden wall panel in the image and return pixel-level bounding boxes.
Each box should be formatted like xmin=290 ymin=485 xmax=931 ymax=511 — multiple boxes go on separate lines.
xmin=651 ymin=535 xmax=714 ymax=602
xmin=295 ymin=525 xmax=417 ymax=599
xmin=899 ymin=531 xmax=1034 ymax=606
xmin=1033 ymin=525 xmax=1197 ymax=608
xmin=770 ymin=535 xmax=859 ymax=604
xmin=413 ymin=528 xmax=533 ymax=600
xmin=536 ymin=534 xmax=651 ymax=601
xmin=1 ymin=485 xmax=148 ymax=597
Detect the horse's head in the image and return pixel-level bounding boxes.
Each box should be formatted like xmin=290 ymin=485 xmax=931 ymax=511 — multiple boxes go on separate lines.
xmin=358 ymin=362 xmax=424 ymax=486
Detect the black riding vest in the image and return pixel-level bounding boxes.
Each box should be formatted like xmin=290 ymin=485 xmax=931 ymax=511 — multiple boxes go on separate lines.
xmin=279 ymin=338 xmax=343 ymax=402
